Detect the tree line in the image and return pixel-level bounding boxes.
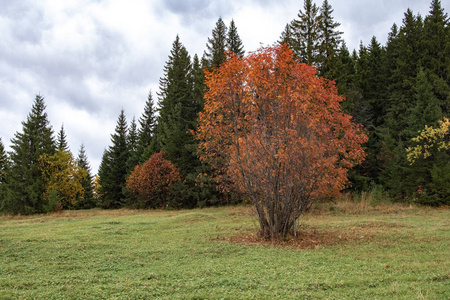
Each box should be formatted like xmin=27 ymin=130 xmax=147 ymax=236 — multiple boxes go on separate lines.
xmin=1 ymin=0 xmax=449 ymax=215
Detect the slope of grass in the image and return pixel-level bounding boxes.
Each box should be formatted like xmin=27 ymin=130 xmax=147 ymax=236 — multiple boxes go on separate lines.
xmin=0 ymin=204 xmax=448 ymax=299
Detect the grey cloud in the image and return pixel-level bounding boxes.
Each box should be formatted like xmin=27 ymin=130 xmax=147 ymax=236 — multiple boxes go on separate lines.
xmin=160 ymin=0 xmax=235 ymax=32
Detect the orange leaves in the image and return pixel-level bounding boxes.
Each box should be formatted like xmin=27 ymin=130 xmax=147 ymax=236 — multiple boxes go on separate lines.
xmin=126 ymin=152 xmax=180 ymax=207
xmin=196 ymin=44 xmax=367 ymax=238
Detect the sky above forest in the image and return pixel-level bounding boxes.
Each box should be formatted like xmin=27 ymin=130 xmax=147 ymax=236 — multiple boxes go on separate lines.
xmin=0 ymin=0 xmax=445 ymax=173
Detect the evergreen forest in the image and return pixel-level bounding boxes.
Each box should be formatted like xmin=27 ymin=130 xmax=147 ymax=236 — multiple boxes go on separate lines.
xmin=1 ymin=0 xmax=449 ymax=215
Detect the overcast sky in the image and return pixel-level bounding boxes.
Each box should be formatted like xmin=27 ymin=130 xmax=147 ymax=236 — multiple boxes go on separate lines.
xmin=0 ymin=0 xmax=446 ymax=173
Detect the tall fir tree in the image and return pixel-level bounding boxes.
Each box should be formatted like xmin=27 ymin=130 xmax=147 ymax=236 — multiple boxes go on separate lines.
xmin=156 ymin=35 xmax=207 ymax=207
xmin=97 ymin=149 xmax=110 ymax=201
xmin=407 ymin=69 xmax=442 ymax=135
xmin=365 ymin=36 xmax=387 ymax=128
xmin=138 ymin=91 xmax=156 ymax=163
xmin=3 ymin=95 xmax=55 ymax=214
xmin=126 ymin=116 xmax=139 ymax=173
xmin=290 ymin=0 xmax=320 ymax=64
xmin=226 ymin=19 xmax=245 ymax=57
xmin=385 ymin=9 xmax=425 ymax=139
xmin=204 ymin=17 xmax=228 ymax=69
xmin=156 ymin=35 xmax=200 ymax=176
xmin=0 ymin=138 xmax=7 ymax=183
xmin=0 ymin=138 xmax=8 ymax=208
xmin=354 ymin=42 xmax=371 ymax=127
xmin=378 ymin=10 xmax=425 ymax=196
xmin=191 ymin=54 xmax=206 ymax=113
xmin=334 ymin=42 xmax=356 ymax=97
xmin=279 ymin=23 xmax=294 ymax=46
xmin=317 ymin=0 xmax=343 ymax=78
xmin=396 ymin=69 xmax=444 ymax=200
xmin=423 ymin=0 xmax=450 ymax=113
xmin=98 ymin=109 xmax=129 ymax=208
xmin=75 ymin=143 xmax=95 ymax=209
xmin=57 ymin=124 xmax=69 ymax=152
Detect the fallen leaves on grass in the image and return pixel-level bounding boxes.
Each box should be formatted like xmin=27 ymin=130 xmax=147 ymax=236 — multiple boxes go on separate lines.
xmin=213 ymin=225 xmax=375 ymax=249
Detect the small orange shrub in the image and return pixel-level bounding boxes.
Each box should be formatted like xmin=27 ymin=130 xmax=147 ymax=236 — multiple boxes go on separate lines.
xmin=126 ymin=152 xmax=180 ymax=208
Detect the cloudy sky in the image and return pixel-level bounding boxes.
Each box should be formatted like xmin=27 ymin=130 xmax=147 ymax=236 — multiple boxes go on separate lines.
xmin=0 ymin=0 xmax=445 ymax=173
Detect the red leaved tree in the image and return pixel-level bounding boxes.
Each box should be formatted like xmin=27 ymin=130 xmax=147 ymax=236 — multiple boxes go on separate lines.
xmin=126 ymin=152 xmax=180 ymax=208
xmin=196 ymin=44 xmax=368 ymax=239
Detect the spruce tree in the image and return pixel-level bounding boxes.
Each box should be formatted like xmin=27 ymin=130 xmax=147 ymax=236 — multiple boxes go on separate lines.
xmin=423 ymin=0 xmax=450 ymax=113
xmin=334 ymin=42 xmax=355 ymax=96
xmin=406 ymin=69 xmax=443 ymax=136
xmin=3 ymin=94 xmax=55 ymax=214
xmin=75 ymin=143 xmax=95 ymax=208
xmin=401 ymin=70 xmax=444 ymax=201
xmin=57 ymin=124 xmax=69 ymax=152
xmin=204 ymin=17 xmax=228 ymax=69
xmin=98 ymin=109 xmax=129 ymax=208
xmin=138 ymin=91 xmax=156 ymax=163
xmin=191 ymin=54 xmax=206 ymax=112
xmin=365 ymin=36 xmax=387 ymax=128
xmin=380 ymin=10 xmax=426 ymax=198
xmin=290 ymin=0 xmax=320 ymax=64
xmin=156 ymin=35 xmax=199 ymax=176
xmin=385 ymin=9 xmax=425 ymax=139
xmin=0 ymin=138 xmax=7 ymax=184
xmin=226 ymin=19 xmax=244 ymax=57
xmin=354 ymin=42 xmax=372 ymax=127
xmin=97 ymin=149 xmax=111 ymax=201
xmin=126 ymin=116 xmax=139 ymax=173
xmin=279 ymin=23 xmax=294 ymax=46
xmin=317 ymin=0 xmax=343 ymax=78
xmin=156 ymin=35 xmax=206 ymax=206
xmin=0 ymin=138 xmax=8 ymax=209
xmin=334 ymin=42 xmax=366 ymax=125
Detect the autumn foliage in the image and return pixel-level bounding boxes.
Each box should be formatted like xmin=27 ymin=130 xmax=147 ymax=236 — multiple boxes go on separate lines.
xmin=406 ymin=117 xmax=450 ymax=163
xmin=39 ymin=150 xmax=87 ymax=210
xmin=196 ymin=44 xmax=367 ymax=239
xmin=126 ymin=152 xmax=180 ymax=208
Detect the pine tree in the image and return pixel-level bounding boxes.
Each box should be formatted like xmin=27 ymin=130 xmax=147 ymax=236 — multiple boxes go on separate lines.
xmin=98 ymin=109 xmax=129 ymax=208
xmin=126 ymin=116 xmax=139 ymax=173
xmin=407 ymin=69 xmax=442 ymax=136
xmin=155 ymin=35 xmax=207 ymax=207
xmin=334 ymin=42 xmax=355 ymax=96
xmin=380 ymin=11 xmax=426 ymax=198
xmin=334 ymin=42 xmax=366 ymax=124
xmin=204 ymin=17 xmax=228 ymax=69
xmin=0 ymin=138 xmax=8 ymax=208
xmin=75 ymin=143 xmax=95 ymax=208
xmin=354 ymin=42 xmax=371 ymax=127
xmin=226 ymin=19 xmax=244 ymax=57
xmin=401 ymin=69 xmax=444 ymax=201
xmin=279 ymin=23 xmax=294 ymax=46
xmin=385 ymin=9 xmax=425 ymax=139
xmin=3 ymin=94 xmax=55 ymax=214
xmin=365 ymin=36 xmax=388 ymax=128
xmin=290 ymin=0 xmax=320 ymax=64
xmin=57 ymin=124 xmax=69 ymax=152
xmin=317 ymin=0 xmax=343 ymax=78
xmin=156 ymin=35 xmax=200 ymax=176
xmin=97 ymin=149 xmax=110 ymax=201
xmin=0 ymin=138 xmax=7 ymax=183
xmin=423 ymin=0 xmax=450 ymax=113
xmin=138 ymin=91 xmax=156 ymax=163
xmin=191 ymin=54 xmax=206 ymax=112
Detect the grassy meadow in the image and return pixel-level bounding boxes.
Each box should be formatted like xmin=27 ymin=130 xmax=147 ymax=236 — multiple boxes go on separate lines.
xmin=0 ymin=200 xmax=449 ymax=299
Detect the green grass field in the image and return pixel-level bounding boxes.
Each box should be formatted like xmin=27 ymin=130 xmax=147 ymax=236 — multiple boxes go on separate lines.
xmin=0 ymin=203 xmax=448 ymax=299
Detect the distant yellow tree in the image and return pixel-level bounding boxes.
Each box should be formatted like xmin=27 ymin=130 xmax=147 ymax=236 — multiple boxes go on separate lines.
xmin=39 ymin=151 xmax=87 ymax=209
xmin=406 ymin=117 xmax=450 ymax=164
